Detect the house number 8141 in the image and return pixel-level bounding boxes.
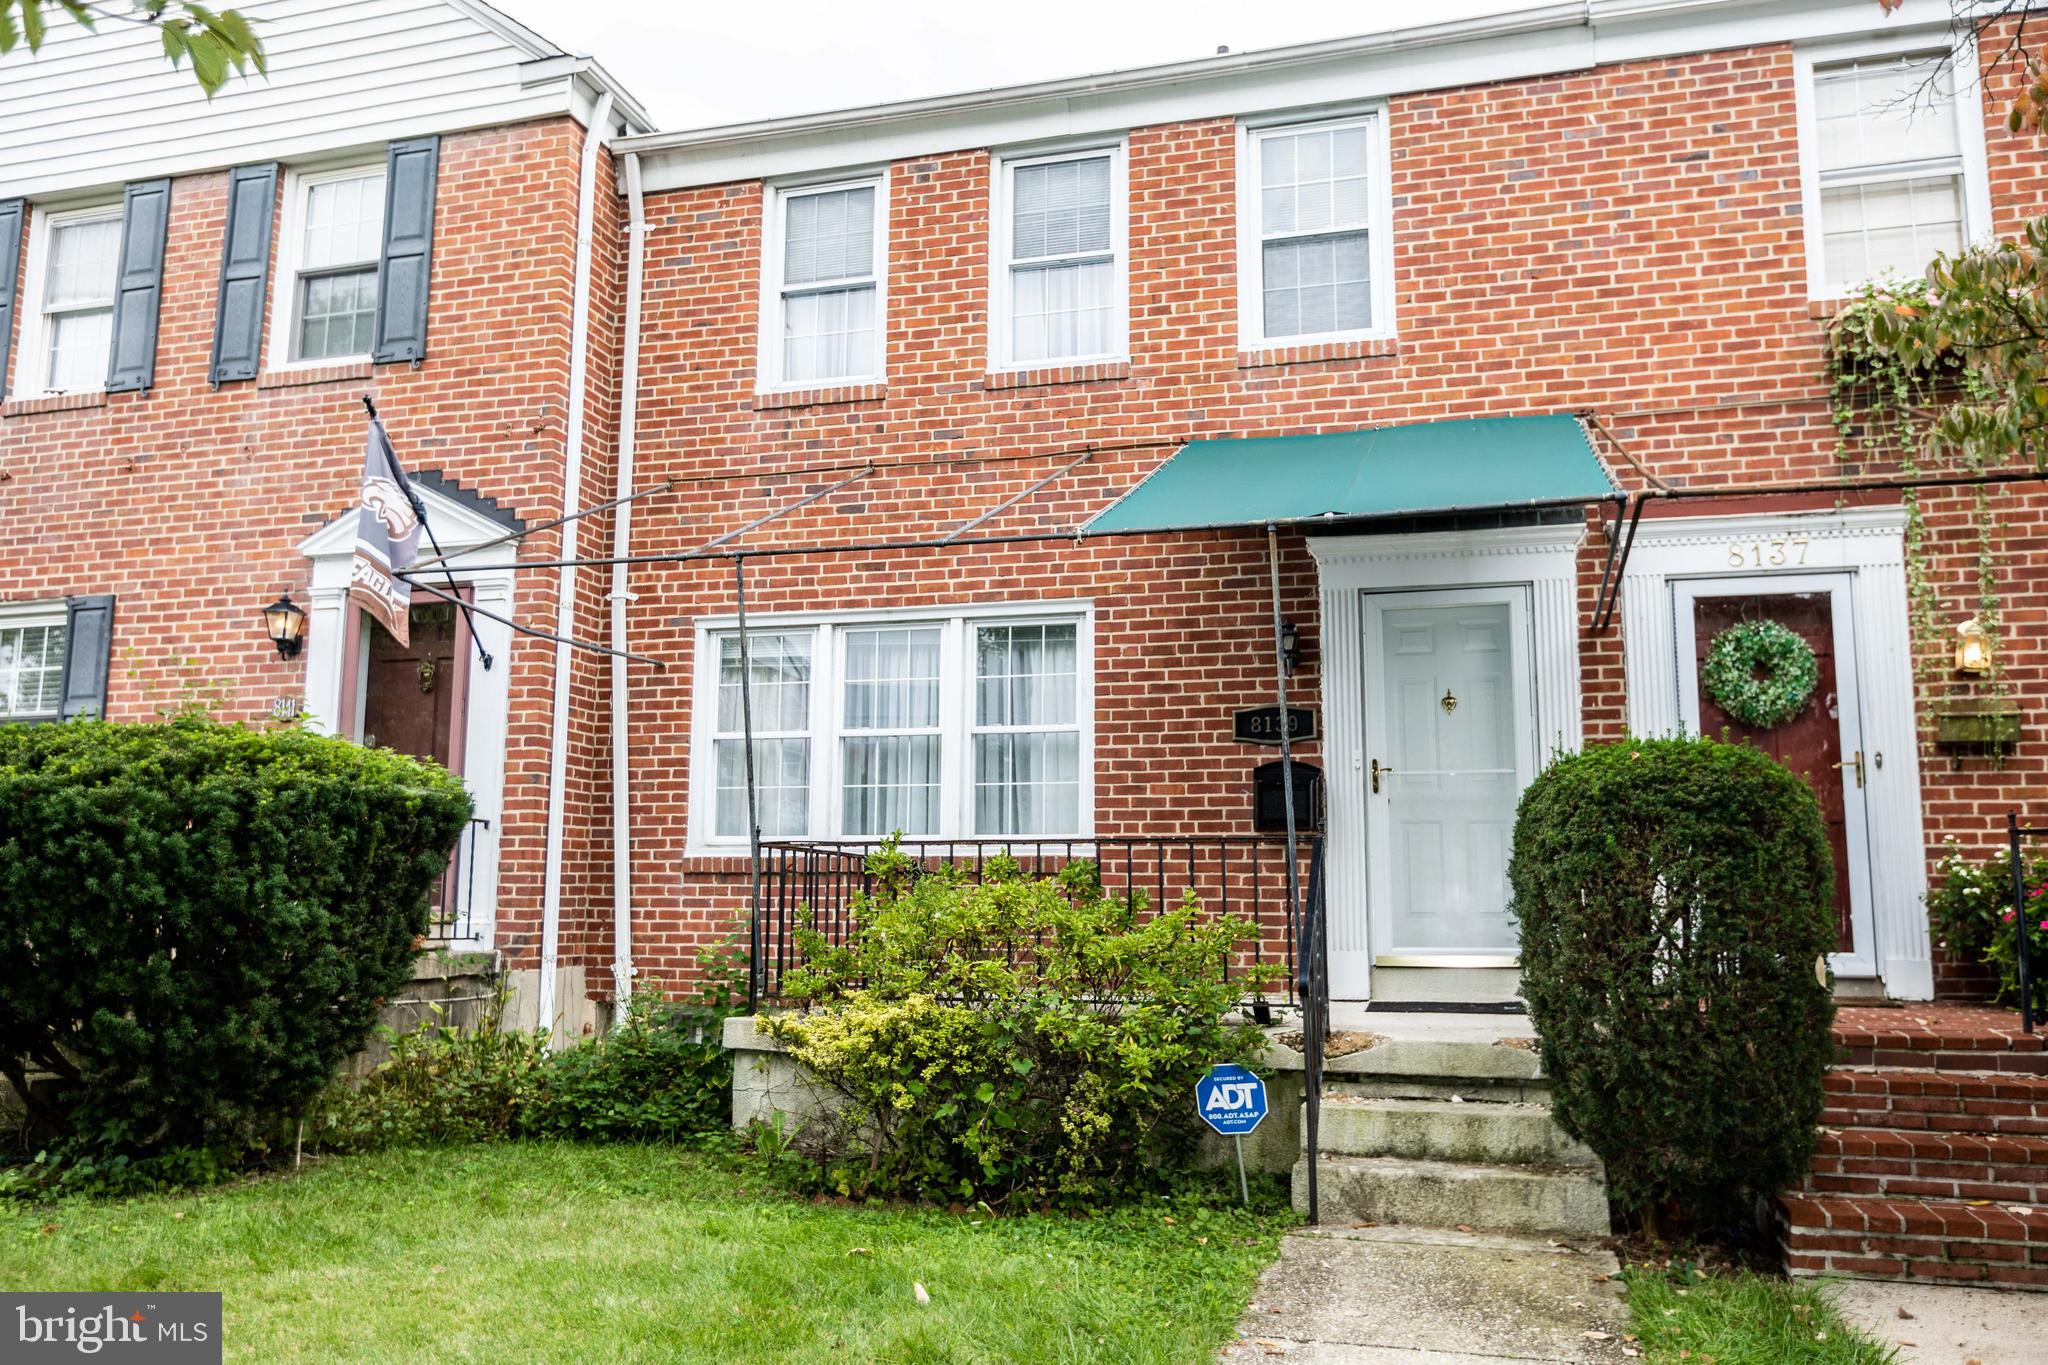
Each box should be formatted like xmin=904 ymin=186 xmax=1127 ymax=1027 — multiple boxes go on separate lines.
xmin=1727 ymin=537 xmax=1809 ymax=568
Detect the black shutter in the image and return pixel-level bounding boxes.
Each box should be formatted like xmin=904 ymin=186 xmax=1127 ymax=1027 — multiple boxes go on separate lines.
xmin=105 ymin=179 xmax=171 ymax=393
xmin=0 ymin=199 xmax=22 ymax=399
xmin=58 ymin=595 xmax=116 ymax=721
xmin=372 ymin=136 xmax=439 ymax=364
xmin=208 ymin=163 xmax=278 ymax=384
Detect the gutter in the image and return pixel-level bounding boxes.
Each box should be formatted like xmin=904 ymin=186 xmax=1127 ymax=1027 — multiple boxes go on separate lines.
xmin=537 ymin=88 xmax=615 ymax=1040
xmin=608 ymin=150 xmax=647 ymax=1010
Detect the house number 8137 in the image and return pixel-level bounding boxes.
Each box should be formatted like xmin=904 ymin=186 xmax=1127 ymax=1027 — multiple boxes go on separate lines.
xmin=1726 ymin=537 xmax=1809 ymax=567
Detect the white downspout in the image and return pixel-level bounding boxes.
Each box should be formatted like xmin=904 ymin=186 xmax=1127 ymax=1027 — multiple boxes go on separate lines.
xmin=538 ymin=89 xmax=615 ymax=1040
xmin=608 ymin=152 xmax=646 ymax=1009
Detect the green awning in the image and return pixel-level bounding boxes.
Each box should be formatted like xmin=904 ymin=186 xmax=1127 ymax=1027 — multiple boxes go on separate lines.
xmin=1084 ymin=414 xmax=1618 ymax=535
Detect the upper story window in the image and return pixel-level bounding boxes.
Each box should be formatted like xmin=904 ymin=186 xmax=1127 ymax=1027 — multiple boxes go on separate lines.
xmin=760 ymin=176 xmax=885 ymax=390
xmin=1239 ymin=110 xmax=1393 ymax=348
xmin=1797 ymin=38 xmax=1989 ymax=299
xmin=693 ymin=606 xmax=1092 ymax=848
xmin=0 ymin=608 xmax=67 ymax=721
xmin=275 ymin=164 xmax=386 ymax=365
xmin=992 ymin=145 xmax=1127 ymax=369
xmin=16 ymin=203 xmax=121 ymax=395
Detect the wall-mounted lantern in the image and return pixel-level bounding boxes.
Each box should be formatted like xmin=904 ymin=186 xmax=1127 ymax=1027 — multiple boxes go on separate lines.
xmin=1278 ymin=619 xmax=1303 ymax=676
xmin=262 ymin=593 xmax=306 ymax=660
xmin=1954 ymin=615 xmax=1993 ymax=677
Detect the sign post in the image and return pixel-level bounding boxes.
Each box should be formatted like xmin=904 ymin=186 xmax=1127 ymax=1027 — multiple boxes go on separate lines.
xmin=1196 ymin=1063 xmax=1269 ymax=1205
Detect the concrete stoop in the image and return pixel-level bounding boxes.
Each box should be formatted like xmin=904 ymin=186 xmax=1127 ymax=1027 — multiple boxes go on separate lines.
xmin=1288 ymin=1017 xmax=1611 ymax=1238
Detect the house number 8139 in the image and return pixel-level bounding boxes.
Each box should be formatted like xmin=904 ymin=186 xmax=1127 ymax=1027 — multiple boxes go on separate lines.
xmin=1726 ymin=537 xmax=1809 ymax=568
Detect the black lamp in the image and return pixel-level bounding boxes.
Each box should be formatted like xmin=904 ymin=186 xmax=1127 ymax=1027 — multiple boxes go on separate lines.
xmin=1279 ymin=619 xmax=1303 ymax=676
xmin=262 ymin=593 xmax=306 ymax=660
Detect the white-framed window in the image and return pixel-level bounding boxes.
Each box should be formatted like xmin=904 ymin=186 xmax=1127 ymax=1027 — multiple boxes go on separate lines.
xmin=1794 ymin=33 xmax=1991 ymax=299
xmin=1238 ymin=110 xmax=1394 ymax=348
xmin=758 ymin=174 xmax=887 ymax=390
xmin=690 ymin=603 xmax=1094 ymax=849
xmin=0 ymin=604 xmax=67 ymax=721
xmin=12 ymin=202 xmax=122 ymax=397
xmin=269 ymin=162 xmax=386 ymax=368
xmin=989 ymin=143 xmax=1127 ymax=370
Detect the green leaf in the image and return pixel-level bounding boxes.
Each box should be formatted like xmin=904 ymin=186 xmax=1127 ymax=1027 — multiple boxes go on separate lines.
xmin=0 ymin=9 xmax=18 ymax=56
xmin=19 ymin=0 xmax=43 ymax=50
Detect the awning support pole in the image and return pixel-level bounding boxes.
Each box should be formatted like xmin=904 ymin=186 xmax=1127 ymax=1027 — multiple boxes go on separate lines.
xmin=939 ymin=452 xmax=1094 ymax=543
xmin=693 ymin=467 xmax=877 ymax=556
xmin=406 ymin=478 xmax=681 ymax=575
xmin=735 ymin=553 xmax=765 ymax=1013
xmin=1266 ymin=523 xmax=1303 ymax=1029
xmin=1588 ymin=493 xmax=1630 ymax=634
xmin=1591 ymin=493 xmax=1649 ymax=634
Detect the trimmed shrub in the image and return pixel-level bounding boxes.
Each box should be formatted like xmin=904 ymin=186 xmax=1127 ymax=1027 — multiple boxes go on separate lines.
xmin=764 ymin=842 xmax=1274 ymax=1206
xmin=1508 ymin=737 xmax=1836 ymax=1227
xmin=0 ymin=718 xmax=471 ymax=1167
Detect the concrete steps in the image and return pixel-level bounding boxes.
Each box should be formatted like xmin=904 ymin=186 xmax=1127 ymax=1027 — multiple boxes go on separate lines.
xmin=1287 ymin=1015 xmax=1610 ymax=1238
xmin=1292 ymin=1153 xmax=1611 ymax=1236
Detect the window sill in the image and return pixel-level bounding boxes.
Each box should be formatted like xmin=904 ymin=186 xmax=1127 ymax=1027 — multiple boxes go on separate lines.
xmin=1238 ymin=337 xmax=1400 ymax=370
xmin=982 ymin=361 xmax=1131 ymax=391
xmin=257 ymin=360 xmax=375 ymax=390
xmin=754 ymin=382 xmax=887 ymax=411
xmin=2 ymin=390 xmax=108 ymax=418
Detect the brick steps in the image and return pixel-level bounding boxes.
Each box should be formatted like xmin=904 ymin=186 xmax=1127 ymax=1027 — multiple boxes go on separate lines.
xmin=1808 ymin=1127 xmax=2048 ymax=1204
xmin=1820 ymin=1068 xmax=2048 ymax=1135
xmin=1780 ymin=1190 xmax=2048 ymax=1289
xmin=1785 ymin=1006 xmax=2047 ymax=1291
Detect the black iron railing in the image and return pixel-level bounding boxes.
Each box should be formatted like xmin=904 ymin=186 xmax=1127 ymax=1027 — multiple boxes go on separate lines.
xmin=751 ymin=835 xmax=1310 ymax=1009
xmin=1298 ymin=835 xmax=1329 ymax=1223
xmin=2005 ymin=812 xmax=2043 ymax=1034
xmin=424 ymin=816 xmax=491 ymax=945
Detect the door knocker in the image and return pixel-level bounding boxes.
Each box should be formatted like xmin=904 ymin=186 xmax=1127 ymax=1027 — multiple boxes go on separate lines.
xmin=418 ymin=657 xmax=438 ymax=694
xmin=1440 ymin=688 xmax=1458 ymax=716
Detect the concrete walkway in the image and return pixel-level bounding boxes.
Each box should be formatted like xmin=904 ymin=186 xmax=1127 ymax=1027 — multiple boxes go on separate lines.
xmin=1826 ymin=1280 xmax=2048 ymax=1364
xmin=1221 ymin=1225 xmax=1628 ymax=1363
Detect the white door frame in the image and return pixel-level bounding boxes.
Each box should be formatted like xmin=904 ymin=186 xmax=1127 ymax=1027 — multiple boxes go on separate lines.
xmin=1364 ymin=584 xmax=1538 ymax=967
xmin=298 ymin=488 xmax=517 ymax=950
xmin=1671 ymin=572 xmax=1879 ymax=978
xmin=1620 ymin=506 xmax=1932 ymax=999
xmin=1309 ymin=522 xmax=1586 ymax=1000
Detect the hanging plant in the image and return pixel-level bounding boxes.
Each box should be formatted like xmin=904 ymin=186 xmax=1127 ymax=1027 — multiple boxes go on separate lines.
xmin=1702 ymin=621 xmax=1820 ymax=729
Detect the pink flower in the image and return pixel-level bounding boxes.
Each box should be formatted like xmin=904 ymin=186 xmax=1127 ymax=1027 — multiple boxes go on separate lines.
xmin=2004 ymin=910 xmax=2018 ymax=921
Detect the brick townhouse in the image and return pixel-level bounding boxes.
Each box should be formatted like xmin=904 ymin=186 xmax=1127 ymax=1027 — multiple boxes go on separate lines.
xmin=4 ymin=0 xmax=2047 ymax=1031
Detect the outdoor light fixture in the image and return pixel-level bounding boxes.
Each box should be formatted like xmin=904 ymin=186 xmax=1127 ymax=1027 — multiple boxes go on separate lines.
xmin=262 ymin=593 xmax=307 ymax=660
xmin=1279 ymin=619 xmax=1303 ymax=675
xmin=1954 ymin=615 xmax=1993 ymax=676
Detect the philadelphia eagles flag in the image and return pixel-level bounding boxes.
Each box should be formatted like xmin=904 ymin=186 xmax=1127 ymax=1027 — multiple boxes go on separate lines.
xmin=350 ymin=415 xmax=422 ymax=647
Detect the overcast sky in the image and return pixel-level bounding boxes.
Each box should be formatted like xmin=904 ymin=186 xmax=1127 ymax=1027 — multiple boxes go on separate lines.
xmin=487 ymin=0 xmax=1552 ymax=130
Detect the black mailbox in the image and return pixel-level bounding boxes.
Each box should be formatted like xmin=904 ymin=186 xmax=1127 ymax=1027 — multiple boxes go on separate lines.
xmin=1253 ymin=760 xmax=1323 ymax=833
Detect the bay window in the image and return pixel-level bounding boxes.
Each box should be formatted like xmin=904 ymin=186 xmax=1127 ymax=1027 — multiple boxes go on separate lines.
xmin=693 ymin=606 xmax=1092 ymax=847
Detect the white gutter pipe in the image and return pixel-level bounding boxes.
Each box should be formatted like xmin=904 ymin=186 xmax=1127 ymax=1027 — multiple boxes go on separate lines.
xmin=537 ymin=89 xmax=615 ymax=1040
xmin=608 ymin=151 xmax=647 ymax=1009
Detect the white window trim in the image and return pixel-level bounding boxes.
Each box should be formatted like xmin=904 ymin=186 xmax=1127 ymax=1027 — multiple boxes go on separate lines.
xmin=1793 ymin=27 xmax=1993 ymax=301
xmin=0 ymin=599 xmax=69 ymax=722
xmin=686 ymin=601 xmax=1096 ymax=854
xmin=1236 ymin=105 xmax=1396 ymax=351
xmin=265 ymin=159 xmax=386 ymax=373
xmin=756 ymin=171 xmax=890 ymax=393
xmin=987 ymin=141 xmax=1129 ymax=372
xmin=11 ymin=200 xmax=122 ymax=400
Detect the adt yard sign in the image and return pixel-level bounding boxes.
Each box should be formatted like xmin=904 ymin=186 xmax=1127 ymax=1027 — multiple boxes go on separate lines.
xmin=1197 ymin=1064 xmax=1267 ymax=1136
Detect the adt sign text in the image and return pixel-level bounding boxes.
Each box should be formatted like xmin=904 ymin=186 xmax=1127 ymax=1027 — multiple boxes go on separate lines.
xmin=1196 ymin=1063 xmax=1268 ymax=1136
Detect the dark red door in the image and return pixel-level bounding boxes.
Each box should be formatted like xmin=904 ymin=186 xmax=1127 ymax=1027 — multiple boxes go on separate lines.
xmin=1691 ymin=592 xmax=1855 ymax=952
xmin=360 ymin=603 xmax=462 ymax=768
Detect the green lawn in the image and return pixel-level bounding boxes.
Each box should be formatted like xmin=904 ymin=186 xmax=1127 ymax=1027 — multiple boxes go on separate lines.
xmin=0 ymin=1143 xmax=1290 ymax=1363
xmin=1624 ymin=1266 xmax=1897 ymax=1364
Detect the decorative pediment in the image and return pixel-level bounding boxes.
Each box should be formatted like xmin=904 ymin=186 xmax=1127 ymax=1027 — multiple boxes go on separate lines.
xmin=299 ymin=480 xmax=522 ymax=561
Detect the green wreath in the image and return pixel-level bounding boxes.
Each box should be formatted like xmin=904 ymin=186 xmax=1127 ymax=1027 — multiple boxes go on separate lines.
xmin=1702 ymin=620 xmax=1819 ymax=729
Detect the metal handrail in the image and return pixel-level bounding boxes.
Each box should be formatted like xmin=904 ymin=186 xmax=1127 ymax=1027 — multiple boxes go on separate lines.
xmin=1299 ymin=835 xmax=1328 ymax=1224
xmin=2005 ymin=812 xmax=2042 ymax=1034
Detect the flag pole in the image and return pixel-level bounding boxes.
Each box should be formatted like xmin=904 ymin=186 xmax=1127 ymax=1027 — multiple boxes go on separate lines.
xmin=364 ymin=396 xmax=493 ymax=671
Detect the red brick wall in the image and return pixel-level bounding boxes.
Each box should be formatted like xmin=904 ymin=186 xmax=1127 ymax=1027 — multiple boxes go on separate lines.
xmin=610 ymin=37 xmax=2048 ymax=996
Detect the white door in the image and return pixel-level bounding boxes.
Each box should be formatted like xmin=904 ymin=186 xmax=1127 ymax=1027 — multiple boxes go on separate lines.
xmin=1673 ymin=574 xmax=1879 ymax=977
xmin=1363 ymin=587 xmax=1537 ymax=965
